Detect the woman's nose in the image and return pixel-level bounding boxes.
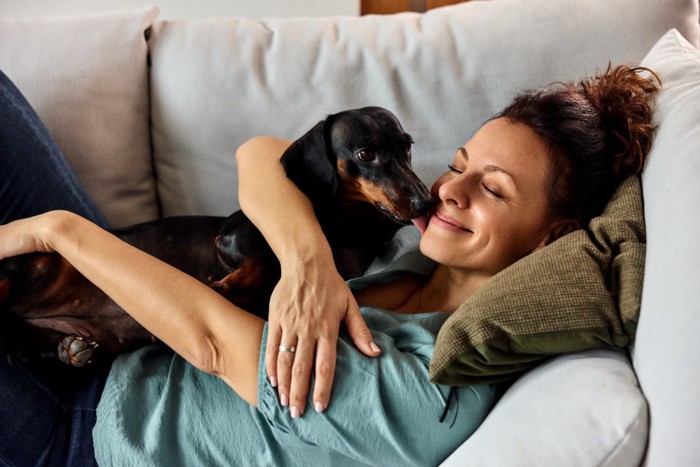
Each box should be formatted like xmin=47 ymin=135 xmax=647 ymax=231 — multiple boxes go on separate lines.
xmin=437 ymin=175 xmax=470 ymax=208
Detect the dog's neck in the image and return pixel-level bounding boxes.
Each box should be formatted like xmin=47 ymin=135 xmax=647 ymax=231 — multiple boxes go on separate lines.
xmin=316 ymin=197 xmax=400 ymax=248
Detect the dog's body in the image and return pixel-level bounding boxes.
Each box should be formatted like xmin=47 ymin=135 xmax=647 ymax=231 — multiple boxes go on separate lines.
xmin=0 ymin=106 xmax=433 ymax=366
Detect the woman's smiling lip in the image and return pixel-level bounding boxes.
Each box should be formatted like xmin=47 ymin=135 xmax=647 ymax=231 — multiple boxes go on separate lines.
xmin=430 ymin=211 xmax=473 ymax=233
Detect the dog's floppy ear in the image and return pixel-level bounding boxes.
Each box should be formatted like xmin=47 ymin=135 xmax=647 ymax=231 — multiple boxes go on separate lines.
xmin=280 ymin=118 xmax=338 ymax=205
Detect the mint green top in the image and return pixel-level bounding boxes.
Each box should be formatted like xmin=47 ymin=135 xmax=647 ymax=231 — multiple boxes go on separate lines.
xmin=93 ymin=238 xmax=497 ymax=466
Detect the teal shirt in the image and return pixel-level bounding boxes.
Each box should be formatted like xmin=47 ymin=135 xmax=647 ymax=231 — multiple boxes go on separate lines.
xmin=93 ymin=231 xmax=497 ymax=466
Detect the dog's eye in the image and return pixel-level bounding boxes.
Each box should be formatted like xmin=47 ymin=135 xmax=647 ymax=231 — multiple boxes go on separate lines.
xmin=356 ymin=150 xmax=376 ymax=162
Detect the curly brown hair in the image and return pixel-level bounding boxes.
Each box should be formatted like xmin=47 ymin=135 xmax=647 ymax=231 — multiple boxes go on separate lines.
xmin=496 ymin=64 xmax=660 ymax=239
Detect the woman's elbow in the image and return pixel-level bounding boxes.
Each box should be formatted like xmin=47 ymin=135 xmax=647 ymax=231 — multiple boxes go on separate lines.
xmin=235 ymin=136 xmax=290 ymax=167
xmin=189 ymin=332 xmax=226 ymax=377
xmin=235 ymin=136 xmax=263 ymax=167
xmin=189 ymin=329 xmax=261 ymax=406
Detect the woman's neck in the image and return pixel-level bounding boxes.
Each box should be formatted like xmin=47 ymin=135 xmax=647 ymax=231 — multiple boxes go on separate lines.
xmin=396 ymin=265 xmax=491 ymax=314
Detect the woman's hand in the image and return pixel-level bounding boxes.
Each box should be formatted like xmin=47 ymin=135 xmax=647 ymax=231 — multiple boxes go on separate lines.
xmin=265 ymin=253 xmax=380 ymax=418
xmin=236 ymin=136 xmax=381 ymax=418
xmin=0 ymin=212 xmax=61 ymax=259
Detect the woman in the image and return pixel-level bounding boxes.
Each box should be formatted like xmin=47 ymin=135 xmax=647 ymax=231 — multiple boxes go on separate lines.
xmin=0 ymin=65 xmax=657 ymax=465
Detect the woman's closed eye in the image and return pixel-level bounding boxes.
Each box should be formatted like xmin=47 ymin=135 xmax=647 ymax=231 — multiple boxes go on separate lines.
xmin=447 ymin=164 xmax=463 ymax=174
xmin=447 ymin=165 xmax=507 ymax=199
xmin=482 ymin=184 xmax=505 ymax=199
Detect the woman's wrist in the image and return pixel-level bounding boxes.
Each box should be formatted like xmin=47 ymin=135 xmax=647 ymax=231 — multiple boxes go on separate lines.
xmin=236 ymin=135 xmax=337 ymax=275
xmin=278 ymin=232 xmax=337 ymax=279
xmin=31 ymin=210 xmax=79 ymax=255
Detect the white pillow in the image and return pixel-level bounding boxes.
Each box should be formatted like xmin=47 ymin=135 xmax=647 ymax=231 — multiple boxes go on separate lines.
xmin=0 ymin=8 xmax=160 ymax=227
xmin=633 ymin=29 xmax=700 ymax=466
xmin=441 ymin=348 xmax=648 ymax=466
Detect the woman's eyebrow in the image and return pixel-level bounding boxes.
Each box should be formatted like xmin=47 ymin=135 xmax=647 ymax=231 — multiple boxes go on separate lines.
xmin=484 ymin=164 xmax=515 ymax=179
xmin=461 ymin=147 xmax=519 ymax=189
xmin=458 ymin=147 xmax=468 ymax=161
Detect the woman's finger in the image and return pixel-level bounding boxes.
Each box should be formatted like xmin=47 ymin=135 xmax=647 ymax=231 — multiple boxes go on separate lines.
xmin=275 ymin=334 xmax=298 ymax=409
xmin=311 ymin=335 xmax=337 ymax=413
xmin=287 ymin=338 xmax=315 ymax=418
xmin=265 ymin=322 xmax=282 ymax=387
xmin=344 ymin=299 xmax=381 ymax=357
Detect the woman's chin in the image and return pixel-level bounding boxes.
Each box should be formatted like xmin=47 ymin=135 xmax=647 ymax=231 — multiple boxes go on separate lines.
xmin=418 ymin=232 xmax=454 ymax=264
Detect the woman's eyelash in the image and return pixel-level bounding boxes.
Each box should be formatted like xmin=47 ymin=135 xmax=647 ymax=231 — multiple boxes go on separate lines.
xmin=483 ymin=184 xmax=504 ymax=199
xmin=447 ymin=165 xmax=505 ymax=199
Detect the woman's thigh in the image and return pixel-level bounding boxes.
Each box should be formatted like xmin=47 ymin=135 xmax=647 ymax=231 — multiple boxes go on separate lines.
xmin=0 ymin=69 xmax=108 ymax=228
xmin=0 ymin=339 xmax=109 ymax=467
xmin=0 ymin=70 xmax=109 ymax=465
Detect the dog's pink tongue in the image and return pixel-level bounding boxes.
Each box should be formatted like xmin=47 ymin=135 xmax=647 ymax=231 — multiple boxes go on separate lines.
xmin=411 ymin=215 xmax=429 ymax=235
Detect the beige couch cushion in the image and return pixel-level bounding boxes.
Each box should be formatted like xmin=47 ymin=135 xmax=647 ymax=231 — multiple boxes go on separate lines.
xmin=0 ymin=7 xmax=160 ymax=227
xmin=148 ymin=0 xmax=700 ymax=218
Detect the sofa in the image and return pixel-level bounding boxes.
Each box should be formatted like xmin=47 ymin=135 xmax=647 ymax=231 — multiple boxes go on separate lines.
xmin=1 ymin=0 xmax=699 ymax=465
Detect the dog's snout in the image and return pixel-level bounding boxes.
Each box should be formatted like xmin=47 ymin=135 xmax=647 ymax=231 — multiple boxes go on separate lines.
xmin=410 ymin=190 xmax=435 ymax=215
xmin=405 ymin=183 xmax=435 ymax=216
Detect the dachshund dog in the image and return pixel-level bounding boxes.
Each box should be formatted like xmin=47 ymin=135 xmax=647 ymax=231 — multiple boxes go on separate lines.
xmin=0 ymin=106 xmax=433 ymax=367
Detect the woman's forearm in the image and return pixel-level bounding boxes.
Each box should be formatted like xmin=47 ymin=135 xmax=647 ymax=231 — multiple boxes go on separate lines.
xmin=25 ymin=211 xmax=264 ymax=405
xmin=236 ymin=136 xmax=335 ymax=272
xmin=236 ymin=136 xmax=377 ymax=417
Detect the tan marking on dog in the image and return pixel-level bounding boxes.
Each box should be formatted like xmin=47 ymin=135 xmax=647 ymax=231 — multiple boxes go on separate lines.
xmin=336 ymin=159 xmax=395 ymax=207
xmin=210 ymin=258 xmax=265 ymax=305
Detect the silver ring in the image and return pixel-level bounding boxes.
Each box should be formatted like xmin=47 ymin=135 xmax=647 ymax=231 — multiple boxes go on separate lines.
xmin=278 ymin=345 xmax=296 ymax=353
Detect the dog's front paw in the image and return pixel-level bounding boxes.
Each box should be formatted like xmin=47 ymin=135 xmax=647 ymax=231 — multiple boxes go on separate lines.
xmin=58 ymin=335 xmax=98 ymax=367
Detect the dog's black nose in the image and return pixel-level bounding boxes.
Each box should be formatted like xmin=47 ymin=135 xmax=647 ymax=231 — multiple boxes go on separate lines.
xmin=411 ymin=194 xmax=436 ymax=216
xmin=407 ymin=183 xmax=435 ymax=216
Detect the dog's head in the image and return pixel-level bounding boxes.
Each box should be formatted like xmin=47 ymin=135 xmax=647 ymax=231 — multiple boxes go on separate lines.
xmin=281 ymin=106 xmax=433 ymax=224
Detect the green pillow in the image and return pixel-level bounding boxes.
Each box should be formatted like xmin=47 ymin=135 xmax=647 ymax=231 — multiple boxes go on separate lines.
xmin=430 ymin=176 xmax=645 ymax=385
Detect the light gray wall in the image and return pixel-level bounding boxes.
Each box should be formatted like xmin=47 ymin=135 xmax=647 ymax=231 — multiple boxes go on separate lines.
xmin=0 ymin=0 xmax=360 ymax=20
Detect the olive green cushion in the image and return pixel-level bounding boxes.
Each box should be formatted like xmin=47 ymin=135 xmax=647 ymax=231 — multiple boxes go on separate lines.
xmin=430 ymin=175 xmax=645 ymax=385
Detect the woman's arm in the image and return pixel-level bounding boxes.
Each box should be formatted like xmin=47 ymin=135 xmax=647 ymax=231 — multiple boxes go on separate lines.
xmin=236 ymin=136 xmax=380 ymax=417
xmin=0 ymin=211 xmax=264 ymax=405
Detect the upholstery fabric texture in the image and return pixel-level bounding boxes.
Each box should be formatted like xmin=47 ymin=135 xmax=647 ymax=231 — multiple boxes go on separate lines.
xmin=442 ymin=348 xmax=648 ymax=466
xmin=0 ymin=8 xmax=160 ymax=227
xmin=634 ymin=29 xmax=700 ymax=466
xmin=146 ymin=0 xmax=700 ymax=218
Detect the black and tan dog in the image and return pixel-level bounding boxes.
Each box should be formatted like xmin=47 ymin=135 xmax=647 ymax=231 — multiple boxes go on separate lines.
xmin=0 ymin=106 xmax=433 ymax=367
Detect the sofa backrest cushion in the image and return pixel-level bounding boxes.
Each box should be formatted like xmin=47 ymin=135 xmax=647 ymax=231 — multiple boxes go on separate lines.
xmin=634 ymin=29 xmax=700 ymax=467
xmin=148 ymin=0 xmax=700 ymax=218
xmin=0 ymin=7 xmax=160 ymax=227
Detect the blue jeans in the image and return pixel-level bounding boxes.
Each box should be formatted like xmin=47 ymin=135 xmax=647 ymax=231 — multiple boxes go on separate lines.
xmin=0 ymin=70 xmax=110 ymax=466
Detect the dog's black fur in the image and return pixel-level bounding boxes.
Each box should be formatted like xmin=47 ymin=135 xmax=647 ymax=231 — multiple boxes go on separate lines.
xmin=0 ymin=106 xmax=433 ymax=367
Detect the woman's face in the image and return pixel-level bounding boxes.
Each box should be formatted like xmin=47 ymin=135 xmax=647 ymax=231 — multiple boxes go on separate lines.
xmin=419 ymin=117 xmax=555 ymax=276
